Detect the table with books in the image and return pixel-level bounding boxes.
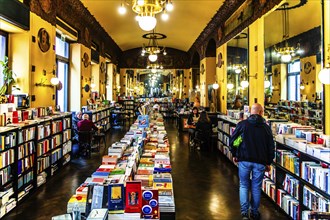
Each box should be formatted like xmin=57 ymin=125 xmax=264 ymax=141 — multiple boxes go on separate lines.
xmin=53 ymin=113 xmax=175 ymax=220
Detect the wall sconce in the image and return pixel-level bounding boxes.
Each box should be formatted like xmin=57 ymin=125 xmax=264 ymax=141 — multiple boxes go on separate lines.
xmin=42 ymin=68 xmax=60 ymax=85
xmin=248 ymin=73 xmax=258 ymax=79
xmin=212 ymin=81 xmax=219 ymax=90
xmin=35 ymin=78 xmax=55 ymax=88
xmin=300 ymin=80 xmax=305 ymax=90
xmin=318 ymin=44 xmax=330 ymax=84
xmin=264 ymin=77 xmax=271 ymax=88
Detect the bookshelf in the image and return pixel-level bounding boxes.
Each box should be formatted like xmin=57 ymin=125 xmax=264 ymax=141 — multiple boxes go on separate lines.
xmin=265 ymin=100 xmax=323 ymax=129
xmin=0 ymin=113 xmax=72 ymax=218
xmin=217 ymin=115 xmax=330 ymax=220
xmin=85 ymin=107 xmax=112 ymax=132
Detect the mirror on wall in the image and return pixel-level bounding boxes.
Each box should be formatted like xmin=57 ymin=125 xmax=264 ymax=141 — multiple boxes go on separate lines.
xmin=263 ymin=0 xmax=323 ymax=128
xmin=226 ymin=29 xmax=248 ymax=110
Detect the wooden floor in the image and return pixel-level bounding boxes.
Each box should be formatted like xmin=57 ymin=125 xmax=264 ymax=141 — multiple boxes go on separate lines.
xmin=3 ymin=118 xmax=289 ymax=220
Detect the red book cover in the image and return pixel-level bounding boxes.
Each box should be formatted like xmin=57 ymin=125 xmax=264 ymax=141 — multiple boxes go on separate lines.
xmin=125 ymin=181 xmax=142 ymax=213
xmin=141 ymin=189 xmax=159 ymax=219
xmin=97 ymin=168 xmax=112 ymax=172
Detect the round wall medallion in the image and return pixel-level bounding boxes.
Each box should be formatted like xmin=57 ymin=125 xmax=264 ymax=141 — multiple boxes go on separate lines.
xmin=200 ymin=63 xmax=205 ymax=75
xmin=82 ymin=52 xmax=90 ymax=67
xmin=84 ymin=27 xmax=90 ymax=43
xmin=217 ymin=52 xmax=223 ymax=68
xmin=304 ymin=61 xmax=312 ymax=74
xmin=38 ymin=28 xmax=50 ymax=53
xmin=39 ymin=0 xmax=52 ymax=14
xmin=100 ymin=62 xmax=106 ymax=73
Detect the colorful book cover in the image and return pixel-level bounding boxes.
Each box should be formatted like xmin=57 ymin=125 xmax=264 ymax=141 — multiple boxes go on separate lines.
xmin=125 ymin=181 xmax=142 ymax=213
xmin=108 ymin=183 xmax=125 ymax=213
xmin=85 ymin=185 xmax=108 ymax=216
xmin=141 ymin=189 xmax=159 ymax=219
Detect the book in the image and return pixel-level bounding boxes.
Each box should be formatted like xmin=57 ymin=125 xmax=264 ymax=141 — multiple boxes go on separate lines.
xmin=108 ymin=183 xmax=125 ymax=214
xmin=125 ymin=181 xmax=142 ymax=213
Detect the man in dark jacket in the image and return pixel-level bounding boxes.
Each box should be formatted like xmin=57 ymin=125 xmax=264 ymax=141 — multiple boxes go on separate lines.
xmin=229 ymin=103 xmax=275 ymax=220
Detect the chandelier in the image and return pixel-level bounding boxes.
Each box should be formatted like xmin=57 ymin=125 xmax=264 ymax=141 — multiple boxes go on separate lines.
xmin=119 ymin=0 xmax=174 ymax=31
xmin=274 ymin=3 xmax=302 ymax=62
xmin=141 ymin=31 xmax=167 ymax=62
xmin=146 ymin=61 xmax=163 ymax=73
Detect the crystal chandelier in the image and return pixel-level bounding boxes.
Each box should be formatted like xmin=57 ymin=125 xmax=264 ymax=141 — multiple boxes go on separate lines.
xmin=274 ymin=3 xmax=302 ymax=62
xmin=141 ymin=31 xmax=167 ymax=62
xmin=146 ymin=61 xmax=163 ymax=73
xmin=119 ymin=0 xmax=174 ymax=31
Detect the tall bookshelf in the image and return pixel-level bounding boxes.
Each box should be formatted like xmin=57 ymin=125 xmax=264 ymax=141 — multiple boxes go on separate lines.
xmin=217 ymin=115 xmax=330 ymax=220
xmin=0 ymin=113 xmax=72 ymax=218
xmin=86 ymin=107 xmax=112 ymax=132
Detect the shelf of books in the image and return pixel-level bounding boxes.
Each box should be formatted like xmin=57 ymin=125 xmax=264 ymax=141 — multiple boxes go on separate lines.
xmin=87 ymin=107 xmax=112 ymax=132
xmin=0 ymin=110 xmax=72 ymax=219
xmin=57 ymin=113 xmax=176 ymax=220
xmin=137 ymin=97 xmax=174 ymax=118
xmin=217 ymin=114 xmax=330 ymax=220
xmin=0 ymin=127 xmax=17 ymax=218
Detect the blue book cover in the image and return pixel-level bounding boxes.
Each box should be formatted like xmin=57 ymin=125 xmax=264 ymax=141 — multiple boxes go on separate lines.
xmin=108 ymin=183 xmax=125 ymax=213
xmin=91 ymin=171 xmax=109 ymax=177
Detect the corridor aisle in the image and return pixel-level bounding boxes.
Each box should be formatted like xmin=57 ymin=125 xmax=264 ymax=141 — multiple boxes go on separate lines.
xmin=166 ymin=119 xmax=288 ymax=220
xmin=3 ymin=120 xmax=288 ymax=220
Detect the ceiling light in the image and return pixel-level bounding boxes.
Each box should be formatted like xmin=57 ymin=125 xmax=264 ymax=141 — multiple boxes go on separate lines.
xmin=212 ymin=82 xmax=219 ymax=90
xmin=318 ymin=44 xmax=330 ymax=84
xmin=118 ymin=3 xmax=127 ymax=15
xmin=227 ymin=83 xmax=234 ymax=90
xmin=141 ymin=31 xmax=166 ymax=62
xmin=274 ymin=3 xmax=302 ymax=63
xmin=240 ymin=80 xmax=249 ymax=88
xmin=264 ymin=79 xmax=271 ymax=88
xmin=130 ymin=0 xmax=174 ymax=31
xmin=148 ymin=54 xmax=158 ymax=62
xmin=318 ymin=66 xmax=330 ymax=84
xmin=50 ymin=77 xmax=60 ymax=85
xmin=166 ymin=1 xmax=174 ymax=11
xmin=161 ymin=11 xmax=169 ymax=21
xmin=138 ymin=16 xmax=157 ymax=31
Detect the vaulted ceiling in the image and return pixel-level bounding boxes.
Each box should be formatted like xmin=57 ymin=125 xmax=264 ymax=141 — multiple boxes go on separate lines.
xmin=81 ymin=0 xmax=226 ymax=52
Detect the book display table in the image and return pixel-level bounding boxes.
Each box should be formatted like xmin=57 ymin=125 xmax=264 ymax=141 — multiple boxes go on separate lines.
xmin=59 ymin=113 xmax=175 ymax=220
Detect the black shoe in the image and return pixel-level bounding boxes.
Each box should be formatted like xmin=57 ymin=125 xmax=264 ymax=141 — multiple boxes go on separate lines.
xmin=242 ymin=213 xmax=250 ymax=220
xmin=250 ymin=212 xmax=260 ymax=220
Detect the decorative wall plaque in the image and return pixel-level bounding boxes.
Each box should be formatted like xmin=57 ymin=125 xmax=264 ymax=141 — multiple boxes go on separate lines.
xmin=37 ymin=28 xmax=50 ymax=53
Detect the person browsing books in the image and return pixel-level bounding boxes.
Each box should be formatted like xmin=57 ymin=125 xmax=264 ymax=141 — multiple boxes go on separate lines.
xmin=187 ymin=107 xmax=199 ymax=145
xmin=77 ymin=114 xmax=99 ymax=132
xmin=194 ymin=111 xmax=212 ymax=150
xmin=229 ymin=103 xmax=275 ymax=220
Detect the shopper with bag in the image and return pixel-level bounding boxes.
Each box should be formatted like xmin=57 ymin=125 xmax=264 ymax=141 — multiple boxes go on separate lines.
xmin=229 ymin=103 xmax=275 ymax=220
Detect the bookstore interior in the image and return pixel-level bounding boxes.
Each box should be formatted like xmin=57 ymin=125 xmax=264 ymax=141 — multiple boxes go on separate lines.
xmin=0 ymin=0 xmax=330 ymax=219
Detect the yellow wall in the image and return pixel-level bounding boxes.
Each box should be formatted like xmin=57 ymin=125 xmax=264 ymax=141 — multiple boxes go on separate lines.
xmin=9 ymin=31 xmax=30 ymax=95
xmin=300 ymin=56 xmax=319 ymax=101
xmin=70 ymin=43 xmax=82 ymax=111
xmin=217 ymin=45 xmax=227 ymax=113
xmin=199 ymin=59 xmax=206 ymax=107
xmin=248 ymin=18 xmax=265 ymax=106
xmin=205 ymin=57 xmax=216 ymax=108
xmin=324 ymin=0 xmax=330 ymax=134
xmin=81 ymin=46 xmax=91 ymax=106
xmin=106 ymin=63 xmax=114 ymax=101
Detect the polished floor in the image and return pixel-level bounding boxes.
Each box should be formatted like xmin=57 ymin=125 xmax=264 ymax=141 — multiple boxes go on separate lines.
xmin=4 ymin=119 xmax=288 ymax=220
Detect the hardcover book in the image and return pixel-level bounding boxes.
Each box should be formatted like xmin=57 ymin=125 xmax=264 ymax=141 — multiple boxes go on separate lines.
xmin=108 ymin=183 xmax=125 ymax=214
xmin=125 ymin=181 xmax=142 ymax=213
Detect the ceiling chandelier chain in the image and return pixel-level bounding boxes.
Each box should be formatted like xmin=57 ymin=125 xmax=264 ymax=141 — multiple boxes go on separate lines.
xmin=119 ymin=0 xmax=174 ymax=31
xmin=274 ymin=3 xmax=303 ymax=63
xmin=142 ymin=31 xmax=167 ymax=62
